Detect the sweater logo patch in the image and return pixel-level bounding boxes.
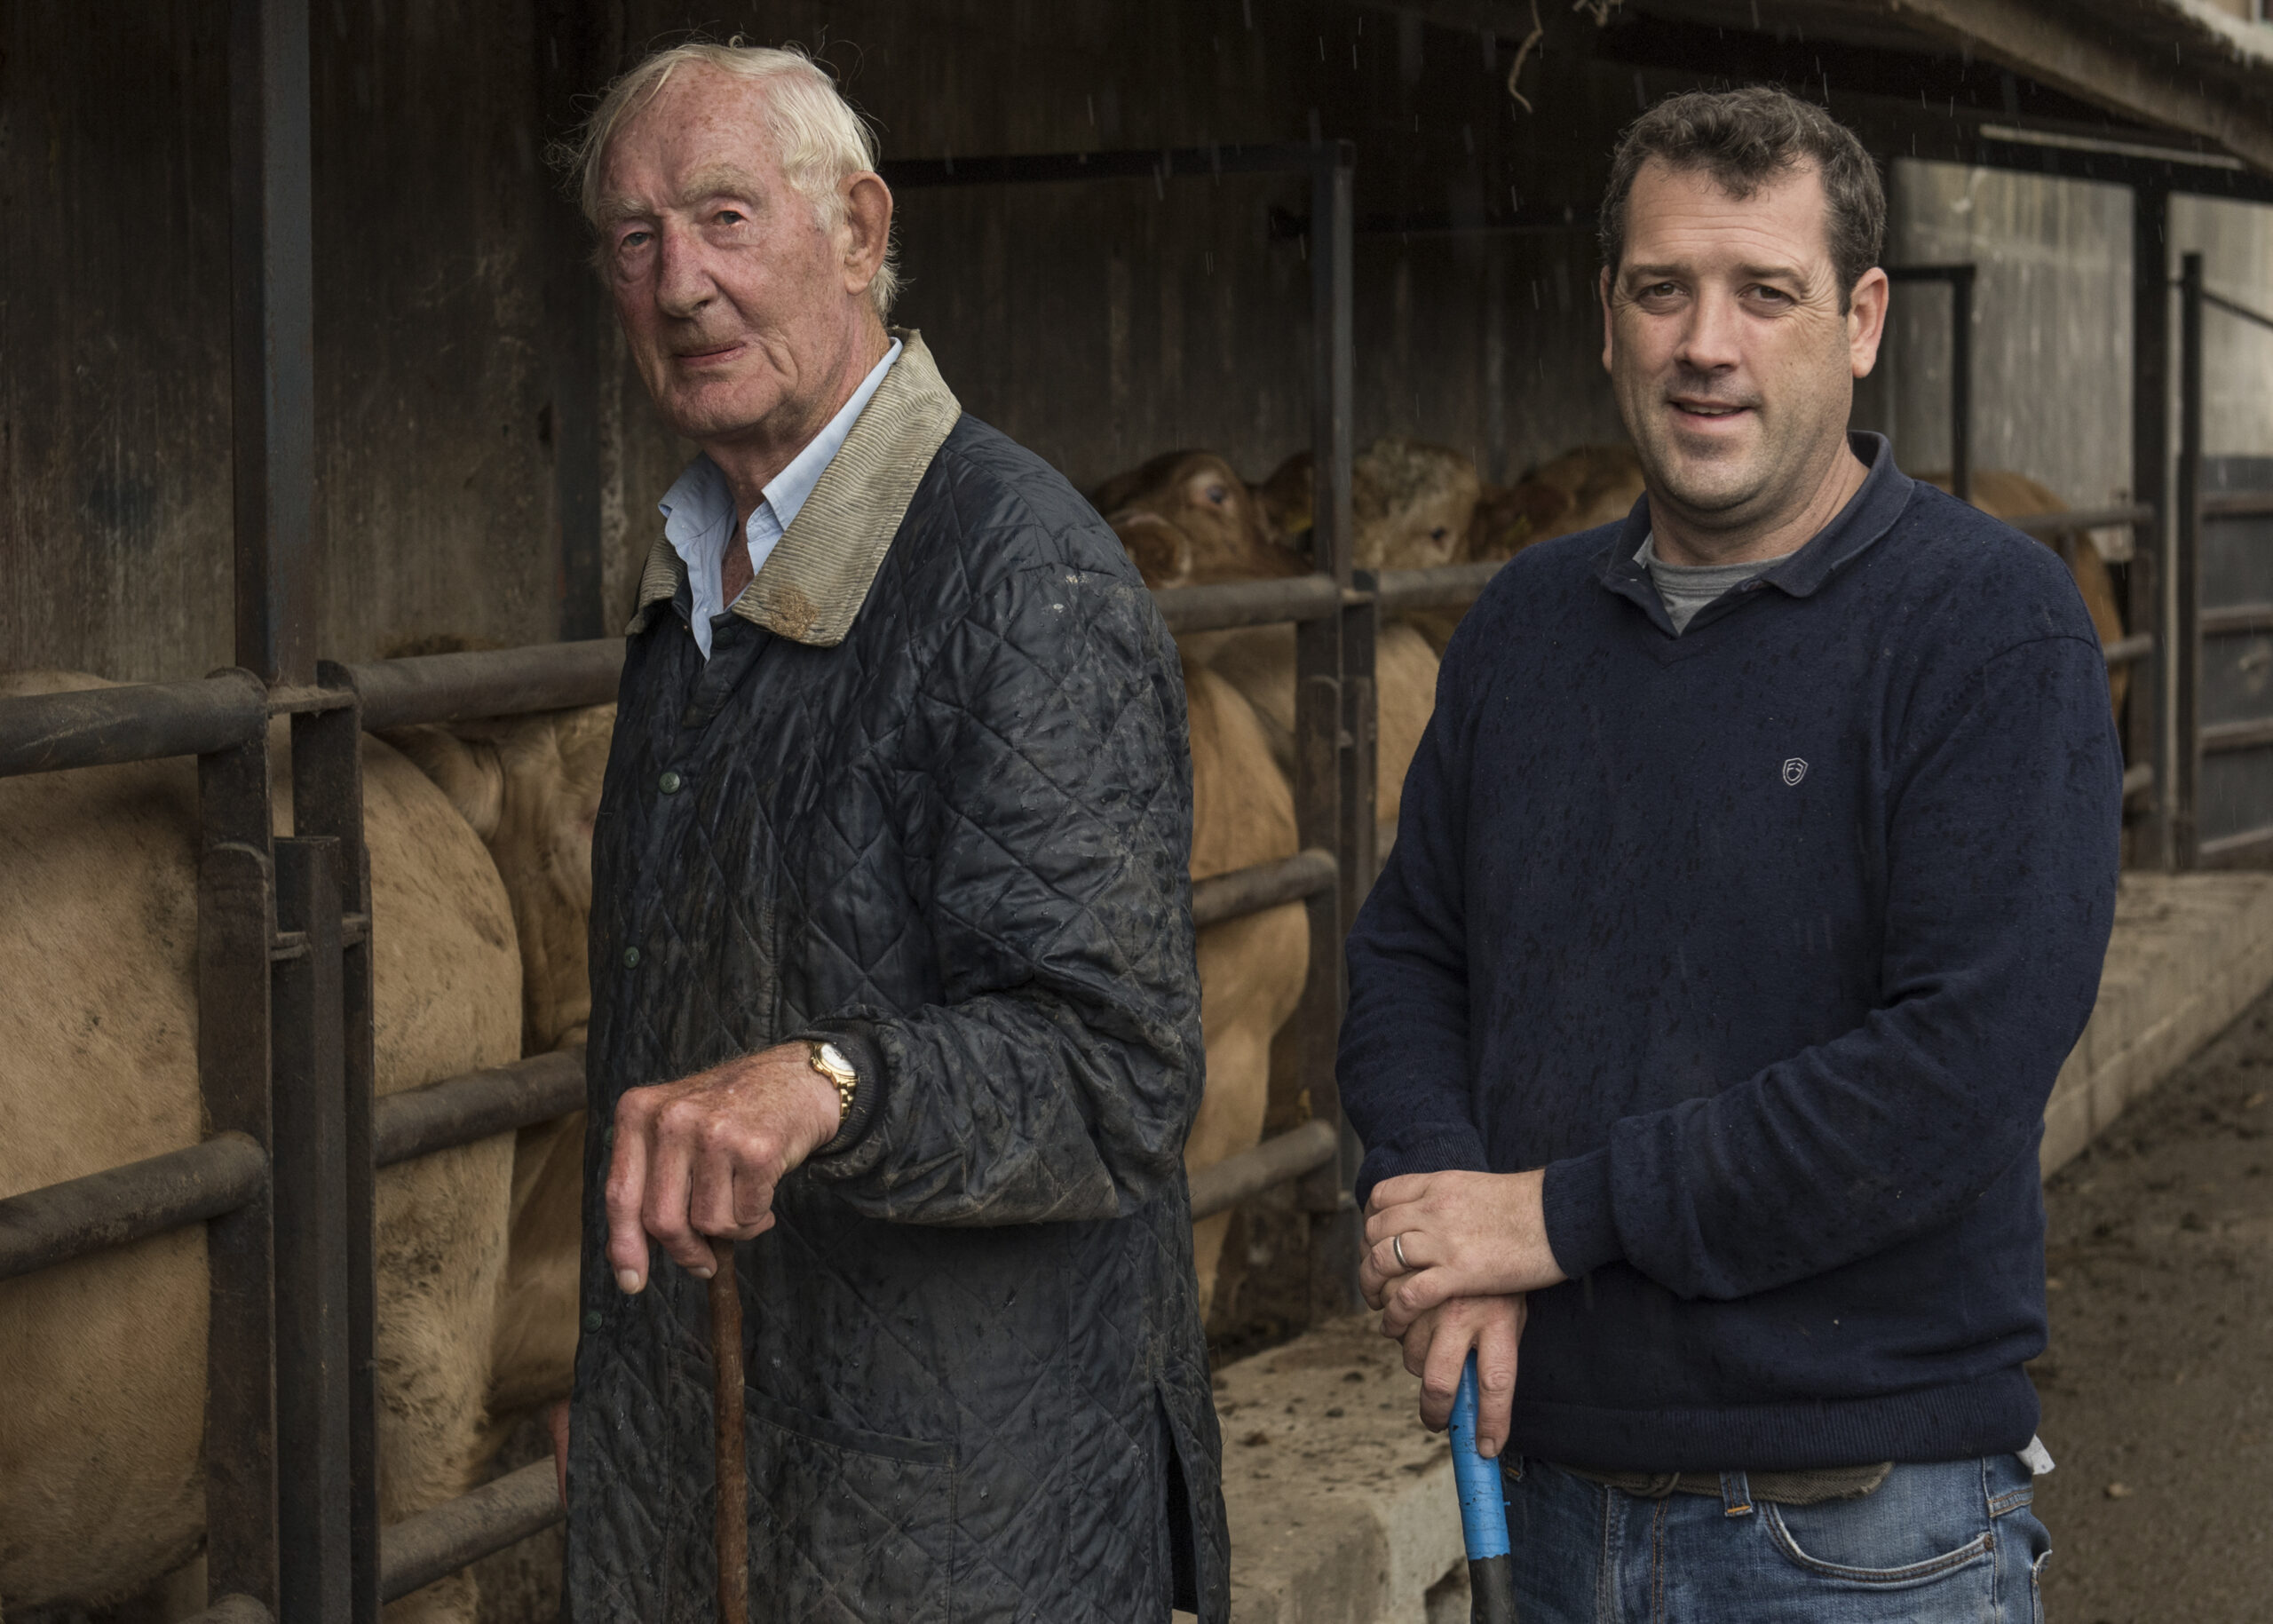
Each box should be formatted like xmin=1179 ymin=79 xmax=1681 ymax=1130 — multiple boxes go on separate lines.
xmin=1782 ymin=757 xmax=1810 ymax=786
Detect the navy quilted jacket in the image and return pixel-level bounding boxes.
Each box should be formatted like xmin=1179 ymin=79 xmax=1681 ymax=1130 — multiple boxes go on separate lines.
xmin=564 ymin=411 xmax=1227 ymax=1622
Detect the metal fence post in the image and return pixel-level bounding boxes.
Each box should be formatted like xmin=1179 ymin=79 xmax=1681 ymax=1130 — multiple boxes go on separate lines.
xmin=2132 ymin=186 xmax=2174 ymax=869
xmin=1949 ymin=265 xmax=1974 ymax=506
xmin=1298 ymin=139 xmax=1362 ymax=1323
xmin=197 ymin=696 xmax=281 ymax=1615
xmin=228 ymin=0 xmax=316 ymax=686
xmin=297 ymin=676 xmax=380 ymax=1624
xmin=2127 ymin=519 xmax=2166 ymax=867
xmin=272 ymin=835 xmax=353 ymax=1621
xmin=2175 ymin=253 xmax=2205 ymax=871
xmin=1309 ymin=142 xmax=1356 ymax=590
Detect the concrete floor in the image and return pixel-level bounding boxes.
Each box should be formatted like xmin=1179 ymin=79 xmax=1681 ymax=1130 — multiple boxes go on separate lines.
xmin=2032 ymin=982 xmax=2273 ymax=1623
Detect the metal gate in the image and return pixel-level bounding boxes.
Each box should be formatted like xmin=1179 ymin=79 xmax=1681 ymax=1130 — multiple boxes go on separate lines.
xmin=2174 ymin=252 xmax=2273 ymax=868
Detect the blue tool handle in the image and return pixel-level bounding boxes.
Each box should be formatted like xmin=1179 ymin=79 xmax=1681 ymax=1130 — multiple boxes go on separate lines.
xmin=1450 ymin=1353 xmax=1518 ymax=1622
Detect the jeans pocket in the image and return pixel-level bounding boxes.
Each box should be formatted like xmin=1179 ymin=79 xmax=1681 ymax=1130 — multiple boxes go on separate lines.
xmin=1762 ymin=1466 xmax=1999 ymax=1589
xmin=745 ymin=1387 xmax=957 ymax=1623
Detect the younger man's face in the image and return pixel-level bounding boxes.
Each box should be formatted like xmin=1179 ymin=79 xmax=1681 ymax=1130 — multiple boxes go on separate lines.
xmin=1602 ymin=159 xmax=1886 ymax=531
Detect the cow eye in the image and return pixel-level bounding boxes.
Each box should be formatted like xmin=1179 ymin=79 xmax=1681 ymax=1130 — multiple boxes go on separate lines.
xmin=1430 ymin=526 xmax=1449 ymax=541
xmin=1205 ymin=484 xmax=1230 ymax=505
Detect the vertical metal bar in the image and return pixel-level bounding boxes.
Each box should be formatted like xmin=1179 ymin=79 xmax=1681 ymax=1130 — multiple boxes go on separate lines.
xmin=1300 ymin=138 xmax=1360 ymax=1320
xmin=2133 ymin=187 xmax=2173 ymax=868
xmin=1949 ymin=266 xmax=1974 ymax=507
xmin=1290 ymin=610 xmax=1355 ymax=1323
xmin=272 ymin=836 xmax=352 ymax=1622
xmin=229 ymin=0 xmax=316 ymax=685
xmin=2175 ymin=253 xmax=2206 ymax=871
xmin=298 ymin=674 xmax=378 ymax=1624
xmin=1339 ymin=586 xmax=1381 ymax=923
xmin=2127 ymin=532 xmax=2162 ymax=867
xmin=197 ymin=696 xmax=280 ymax=1616
xmin=1309 ymin=143 xmax=1356 ymax=586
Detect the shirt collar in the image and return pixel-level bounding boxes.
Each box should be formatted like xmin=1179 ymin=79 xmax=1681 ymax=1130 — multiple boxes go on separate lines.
xmin=763 ymin=336 xmax=901 ymax=535
xmin=654 ymin=337 xmax=903 ymax=570
xmin=1597 ymin=432 xmax=1912 ymax=615
xmin=628 ymin=329 xmax=962 ymax=648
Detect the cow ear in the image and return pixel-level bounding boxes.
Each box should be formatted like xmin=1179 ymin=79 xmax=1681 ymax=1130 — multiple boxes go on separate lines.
xmin=1109 ymin=513 xmax=1192 ymax=589
xmin=1255 ymin=452 xmax=1313 ymax=543
xmin=379 ymin=724 xmax=505 ymax=844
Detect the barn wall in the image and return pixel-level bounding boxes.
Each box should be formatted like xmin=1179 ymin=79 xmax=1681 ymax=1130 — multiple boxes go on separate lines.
xmin=0 ymin=1 xmax=236 ymax=686
xmin=594 ymin=1 xmax=1632 ymax=623
xmin=28 ymin=4 xmax=2251 ymax=678
xmin=2171 ymin=193 xmax=2273 ymax=462
xmin=1881 ymin=159 xmax=2135 ymax=507
xmin=4 ymin=0 xmax=1649 ymax=679
xmin=1876 ymin=160 xmax=2273 ymax=511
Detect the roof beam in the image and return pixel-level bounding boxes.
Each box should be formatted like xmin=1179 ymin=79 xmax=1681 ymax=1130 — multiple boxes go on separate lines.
xmin=1881 ymin=0 xmax=2273 ymax=174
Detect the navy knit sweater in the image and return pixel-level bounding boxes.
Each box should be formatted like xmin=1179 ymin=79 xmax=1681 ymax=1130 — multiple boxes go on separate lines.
xmin=1340 ymin=435 xmax=2121 ymax=1472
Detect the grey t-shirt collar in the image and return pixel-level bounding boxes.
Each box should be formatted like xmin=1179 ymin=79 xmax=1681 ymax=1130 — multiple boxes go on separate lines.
xmin=1638 ymin=533 xmax=1781 ymax=635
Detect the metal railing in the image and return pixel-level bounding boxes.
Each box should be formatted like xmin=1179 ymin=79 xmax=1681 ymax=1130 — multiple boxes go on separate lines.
xmin=0 ymin=560 xmax=1419 ymax=1604
xmin=0 ymin=125 xmax=1377 ymax=1615
xmin=2174 ymin=254 xmax=2273 ymax=868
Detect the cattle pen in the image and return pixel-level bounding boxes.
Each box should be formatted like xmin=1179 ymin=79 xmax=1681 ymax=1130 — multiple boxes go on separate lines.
xmin=6 ymin=4 xmax=2273 ymax=1623
xmin=0 ymin=40 xmax=1477 ymax=1612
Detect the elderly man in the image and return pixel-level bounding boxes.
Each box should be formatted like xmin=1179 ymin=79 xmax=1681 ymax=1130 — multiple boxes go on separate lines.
xmin=1341 ymin=88 xmax=2119 ymax=1620
xmin=554 ymin=44 xmax=1224 ymax=1622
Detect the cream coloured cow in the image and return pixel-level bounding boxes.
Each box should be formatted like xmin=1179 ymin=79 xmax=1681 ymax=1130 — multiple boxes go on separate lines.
xmin=1094 ymin=448 xmax=1441 ymax=836
xmin=377 ymin=710 xmax=612 ymax=1438
xmin=0 ymin=672 xmax=524 ymax=1624
xmin=384 ymin=677 xmax=1303 ymax=1330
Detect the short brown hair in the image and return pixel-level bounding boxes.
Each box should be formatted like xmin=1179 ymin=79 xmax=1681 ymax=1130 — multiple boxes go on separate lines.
xmin=1599 ymin=87 xmax=1885 ymax=311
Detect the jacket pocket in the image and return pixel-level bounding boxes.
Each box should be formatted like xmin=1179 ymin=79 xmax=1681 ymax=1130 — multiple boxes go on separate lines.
xmin=745 ymin=1387 xmax=956 ymax=1623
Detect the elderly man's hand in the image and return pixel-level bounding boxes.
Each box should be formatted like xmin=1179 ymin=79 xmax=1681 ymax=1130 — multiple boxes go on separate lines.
xmin=604 ymin=1042 xmax=843 ymax=1293
xmin=1360 ymin=1168 xmax=1568 ymax=1335
xmin=1395 ymin=1294 xmax=1527 ymax=1458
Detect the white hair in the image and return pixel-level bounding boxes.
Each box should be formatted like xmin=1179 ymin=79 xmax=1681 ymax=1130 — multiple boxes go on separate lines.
xmin=568 ymin=42 xmax=900 ymax=320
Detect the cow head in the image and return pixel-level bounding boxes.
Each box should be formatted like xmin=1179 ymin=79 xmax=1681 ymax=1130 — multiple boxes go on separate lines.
xmin=1350 ymin=438 xmax=1482 ymax=574
xmin=1255 ymin=440 xmax=1485 ymax=574
xmin=1089 ymin=451 xmax=1305 ymax=588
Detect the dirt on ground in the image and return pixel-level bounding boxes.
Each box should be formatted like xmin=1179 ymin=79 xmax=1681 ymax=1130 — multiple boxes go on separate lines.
xmin=2032 ymin=988 xmax=2273 ymax=1623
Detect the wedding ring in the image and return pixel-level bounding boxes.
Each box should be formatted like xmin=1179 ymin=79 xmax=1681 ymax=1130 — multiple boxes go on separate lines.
xmin=1391 ymin=1232 xmax=1411 ymax=1273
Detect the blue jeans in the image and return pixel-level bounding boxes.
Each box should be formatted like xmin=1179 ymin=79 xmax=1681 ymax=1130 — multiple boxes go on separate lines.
xmin=1501 ymin=1454 xmax=2049 ymax=1623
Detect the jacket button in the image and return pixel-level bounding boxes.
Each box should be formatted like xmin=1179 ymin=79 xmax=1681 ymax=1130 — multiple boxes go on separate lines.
xmin=582 ymin=1310 xmax=603 ymax=1332
xmin=623 ymin=946 xmax=641 ymax=968
xmin=659 ymin=769 xmax=682 ymax=794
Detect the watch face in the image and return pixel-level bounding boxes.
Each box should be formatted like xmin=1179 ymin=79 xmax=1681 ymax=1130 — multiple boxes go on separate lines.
xmin=818 ymin=1042 xmax=853 ymax=1077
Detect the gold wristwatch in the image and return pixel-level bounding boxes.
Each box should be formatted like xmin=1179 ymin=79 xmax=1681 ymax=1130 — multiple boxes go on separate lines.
xmin=808 ymin=1039 xmax=859 ymax=1127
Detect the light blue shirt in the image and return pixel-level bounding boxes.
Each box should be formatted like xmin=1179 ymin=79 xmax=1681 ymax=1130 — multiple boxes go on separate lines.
xmin=658 ymin=337 xmax=901 ymax=659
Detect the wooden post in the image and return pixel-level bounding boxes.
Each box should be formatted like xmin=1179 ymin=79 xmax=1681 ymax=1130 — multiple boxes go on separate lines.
xmin=710 ymin=1238 xmax=749 ymax=1624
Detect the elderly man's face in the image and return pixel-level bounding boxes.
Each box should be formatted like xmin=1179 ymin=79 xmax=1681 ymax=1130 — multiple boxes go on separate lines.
xmin=1601 ymin=159 xmax=1885 ymax=532
xmin=596 ymin=67 xmax=886 ymax=448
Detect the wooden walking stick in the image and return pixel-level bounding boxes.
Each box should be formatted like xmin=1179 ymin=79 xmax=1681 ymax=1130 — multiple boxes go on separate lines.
xmin=711 ymin=1236 xmax=749 ymax=1624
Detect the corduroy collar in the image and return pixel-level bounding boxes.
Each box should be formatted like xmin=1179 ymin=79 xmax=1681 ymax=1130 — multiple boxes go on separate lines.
xmin=626 ymin=328 xmax=962 ymax=648
xmin=1596 ymin=432 xmax=1913 ymax=619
